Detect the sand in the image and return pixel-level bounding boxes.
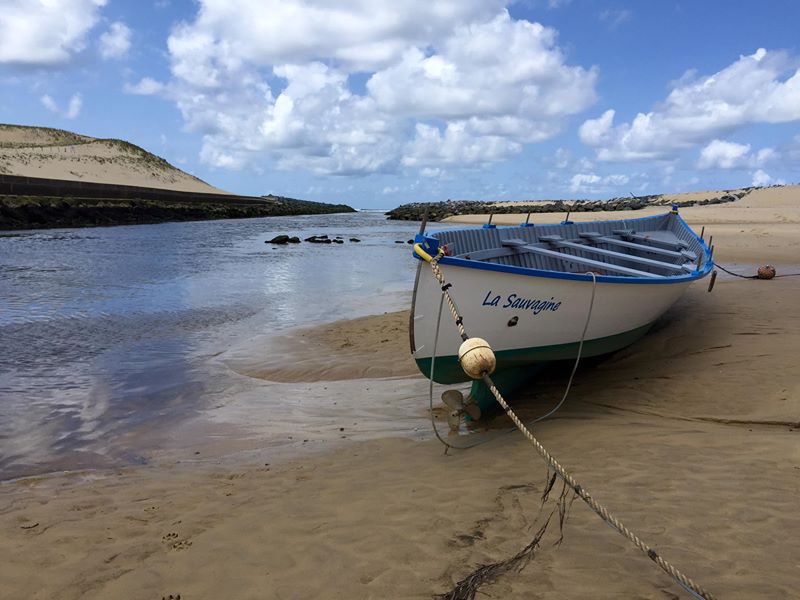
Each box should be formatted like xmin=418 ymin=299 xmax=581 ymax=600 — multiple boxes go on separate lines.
xmin=2 ymin=187 xmax=800 ymax=599
xmin=0 ymin=124 xmax=230 ymax=194
xmin=222 ymin=311 xmax=419 ymax=383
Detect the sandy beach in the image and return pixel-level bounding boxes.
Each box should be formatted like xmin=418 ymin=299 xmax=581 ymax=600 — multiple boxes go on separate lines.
xmin=2 ymin=187 xmax=799 ymax=599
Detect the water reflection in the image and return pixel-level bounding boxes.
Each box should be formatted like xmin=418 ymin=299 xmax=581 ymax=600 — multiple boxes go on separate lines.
xmin=0 ymin=213 xmax=427 ymax=479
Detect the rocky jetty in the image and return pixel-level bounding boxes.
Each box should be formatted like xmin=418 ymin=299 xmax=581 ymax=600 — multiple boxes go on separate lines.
xmin=0 ymin=190 xmax=355 ymax=230
xmin=385 ymin=190 xmax=752 ymax=221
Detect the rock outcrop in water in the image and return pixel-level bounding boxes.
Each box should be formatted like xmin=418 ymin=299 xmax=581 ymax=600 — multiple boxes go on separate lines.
xmin=385 ymin=190 xmax=752 ymax=221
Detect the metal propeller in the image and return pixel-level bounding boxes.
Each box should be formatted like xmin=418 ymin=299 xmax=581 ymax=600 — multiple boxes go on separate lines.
xmin=441 ymin=389 xmax=481 ymax=432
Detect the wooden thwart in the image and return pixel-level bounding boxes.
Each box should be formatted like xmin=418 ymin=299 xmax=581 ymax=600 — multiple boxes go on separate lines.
xmin=500 ymin=238 xmax=663 ymax=278
xmin=536 ymin=235 xmax=693 ymax=274
xmin=612 ymin=229 xmax=689 ymax=251
xmin=579 ymin=232 xmax=697 ymax=261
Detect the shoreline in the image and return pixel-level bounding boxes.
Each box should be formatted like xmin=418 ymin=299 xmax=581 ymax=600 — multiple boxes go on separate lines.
xmin=1 ymin=276 xmax=798 ymax=598
xmin=2 ymin=186 xmax=799 ymax=598
xmin=2 ymin=274 xmax=800 ymax=598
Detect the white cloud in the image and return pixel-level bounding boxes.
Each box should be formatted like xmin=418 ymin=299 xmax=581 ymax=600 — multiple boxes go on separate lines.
xmin=697 ymin=139 xmax=750 ymax=169
xmin=367 ymin=14 xmax=596 ymax=122
xmin=403 ymin=121 xmax=523 ymax=168
xmin=161 ymin=2 xmax=598 ymax=176
xmin=552 ymin=148 xmax=570 ymax=169
xmin=751 ymin=169 xmax=785 ymax=187
xmin=697 ymin=139 xmax=778 ymax=169
xmin=40 ymin=93 xmax=82 ymax=119
xmin=753 ymin=147 xmax=778 ymax=166
xmin=599 ymin=9 xmax=631 ymax=28
xmin=580 ymin=48 xmax=800 ymax=161
xmin=124 ymin=77 xmax=165 ymax=95
xmin=99 ymin=21 xmax=132 ymax=59
xmin=167 ymin=0 xmax=506 ymax=80
xmin=40 ymin=94 xmax=58 ymax=114
xmin=0 ymin=0 xmax=107 ymax=66
xmin=66 ymin=93 xmax=82 ymax=118
xmin=752 ymin=169 xmax=771 ymax=186
xmin=569 ymin=172 xmax=629 ymax=194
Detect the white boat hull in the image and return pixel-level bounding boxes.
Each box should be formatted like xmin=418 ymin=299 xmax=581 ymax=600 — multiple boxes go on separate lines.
xmin=409 ymin=211 xmax=711 ymax=386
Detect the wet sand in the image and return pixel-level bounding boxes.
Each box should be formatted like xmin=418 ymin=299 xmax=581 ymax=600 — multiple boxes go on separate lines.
xmin=223 ymin=310 xmax=419 ymax=382
xmin=2 ymin=188 xmax=799 ymax=599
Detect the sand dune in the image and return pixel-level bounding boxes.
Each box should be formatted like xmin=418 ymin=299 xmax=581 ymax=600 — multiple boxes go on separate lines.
xmin=0 ymin=124 xmax=230 ymax=194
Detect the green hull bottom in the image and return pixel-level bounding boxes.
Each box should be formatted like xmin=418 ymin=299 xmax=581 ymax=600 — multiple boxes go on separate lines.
xmin=416 ymin=322 xmax=654 ymax=414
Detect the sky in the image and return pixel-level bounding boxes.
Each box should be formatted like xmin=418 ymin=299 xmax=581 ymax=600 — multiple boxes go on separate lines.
xmin=1 ymin=1 xmax=799 ymax=208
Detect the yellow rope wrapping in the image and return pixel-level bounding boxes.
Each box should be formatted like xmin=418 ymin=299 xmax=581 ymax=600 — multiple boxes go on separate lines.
xmin=418 ymin=246 xmax=717 ymax=600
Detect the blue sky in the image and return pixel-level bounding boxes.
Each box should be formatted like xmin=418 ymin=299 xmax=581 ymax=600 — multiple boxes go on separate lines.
xmin=1 ymin=0 xmax=799 ymax=208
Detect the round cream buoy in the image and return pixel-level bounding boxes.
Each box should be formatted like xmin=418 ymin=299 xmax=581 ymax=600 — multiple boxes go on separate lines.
xmin=757 ymin=264 xmax=776 ymax=279
xmin=458 ymin=337 xmax=496 ymax=379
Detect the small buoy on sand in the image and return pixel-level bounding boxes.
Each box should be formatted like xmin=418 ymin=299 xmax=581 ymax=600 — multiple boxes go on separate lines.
xmin=757 ymin=265 xmax=776 ymax=279
xmin=458 ymin=337 xmax=496 ymax=379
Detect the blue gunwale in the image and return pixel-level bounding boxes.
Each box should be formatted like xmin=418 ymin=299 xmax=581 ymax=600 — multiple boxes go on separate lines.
xmin=413 ymin=211 xmax=713 ymax=286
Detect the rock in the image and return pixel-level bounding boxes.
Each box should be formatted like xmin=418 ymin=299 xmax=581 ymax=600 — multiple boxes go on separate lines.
xmin=395 ymin=240 xmax=404 ymax=244
xmin=757 ymin=265 xmax=776 ymax=279
xmin=406 ymin=239 xmax=414 ymax=244
xmin=306 ymin=235 xmax=331 ymax=244
xmin=267 ymin=235 xmax=291 ymax=244
xmin=349 ymin=238 xmax=361 ymax=242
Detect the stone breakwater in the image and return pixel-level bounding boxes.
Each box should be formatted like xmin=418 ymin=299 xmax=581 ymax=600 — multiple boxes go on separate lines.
xmin=0 ymin=194 xmax=355 ymax=230
xmin=385 ymin=189 xmax=752 ymax=221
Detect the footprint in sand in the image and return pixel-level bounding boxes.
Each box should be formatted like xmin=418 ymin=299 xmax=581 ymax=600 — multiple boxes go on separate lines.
xmin=162 ymin=532 xmax=193 ymax=550
xmin=170 ymin=539 xmax=193 ymax=551
xmin=161 ymin=532 xmax=179 ymax=543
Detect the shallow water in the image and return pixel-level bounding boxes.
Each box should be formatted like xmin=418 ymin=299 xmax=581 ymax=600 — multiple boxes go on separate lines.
xmin=0 ymin=212 xmax=430 ymax=479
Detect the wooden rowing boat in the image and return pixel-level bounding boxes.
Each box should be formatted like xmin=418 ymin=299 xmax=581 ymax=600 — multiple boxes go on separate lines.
xmin=409 ymin=206 xmax=713 ymax=413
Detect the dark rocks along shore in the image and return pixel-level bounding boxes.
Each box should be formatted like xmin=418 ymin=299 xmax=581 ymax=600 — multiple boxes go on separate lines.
xmin=384 ymin=189 xmax=753 ymax=221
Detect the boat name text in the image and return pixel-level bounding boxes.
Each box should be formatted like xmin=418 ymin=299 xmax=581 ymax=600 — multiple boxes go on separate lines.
xmin=482 ymin=291 xmax=562 ymax=314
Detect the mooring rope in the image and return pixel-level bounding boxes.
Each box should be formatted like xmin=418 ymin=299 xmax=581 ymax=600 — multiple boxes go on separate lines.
xmin=530 ymin=271 xmax=596 ymax=425
xmin=415 ymin=245 xmax=717 ymax=600
xmin=713 ymin=261 xmax=800 ymax=279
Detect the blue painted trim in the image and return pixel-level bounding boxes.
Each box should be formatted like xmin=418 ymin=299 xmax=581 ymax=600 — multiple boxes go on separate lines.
xmin=412 ymin=211 xmax=714 ymax=286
